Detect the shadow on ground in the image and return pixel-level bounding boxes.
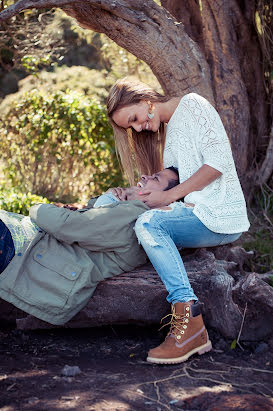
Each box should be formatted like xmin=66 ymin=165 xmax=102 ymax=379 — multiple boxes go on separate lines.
xmin=0 ymin=325 xmax=272 ymax=410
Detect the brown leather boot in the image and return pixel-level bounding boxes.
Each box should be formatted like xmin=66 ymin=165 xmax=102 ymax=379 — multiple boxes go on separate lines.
xmin=147 ymin=301 xmax=212 ymax=364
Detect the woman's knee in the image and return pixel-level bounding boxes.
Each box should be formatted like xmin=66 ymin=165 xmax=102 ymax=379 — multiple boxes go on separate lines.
xmin=135 ymin=209 xmax=166 ymax=233
xmin=135 ymin=208 xmax=171 ymax=246
xmin=135 ymin=210 xmax=155 ymax=241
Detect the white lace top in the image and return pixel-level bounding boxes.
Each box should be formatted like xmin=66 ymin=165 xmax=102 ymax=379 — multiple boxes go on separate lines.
xmin=163 ymin=93 xmax=250 ymax=234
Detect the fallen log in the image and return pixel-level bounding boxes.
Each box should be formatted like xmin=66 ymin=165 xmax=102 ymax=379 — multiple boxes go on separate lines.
xmin=0 ymin=248 xmax=272 ymax=341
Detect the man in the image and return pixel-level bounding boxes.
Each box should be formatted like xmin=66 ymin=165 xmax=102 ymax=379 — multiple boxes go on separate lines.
xmin=0 ymin=168 xmax=179 ymax=325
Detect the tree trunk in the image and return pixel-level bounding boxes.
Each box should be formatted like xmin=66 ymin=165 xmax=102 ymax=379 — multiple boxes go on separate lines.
xmin=1 ymin=249 xmax=273 ymax=342
xmin=162 ymin=0 xmax=270 ymax=189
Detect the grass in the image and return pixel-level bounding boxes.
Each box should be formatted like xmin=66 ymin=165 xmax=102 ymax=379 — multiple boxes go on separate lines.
xmin=242 ymin=228 xmax=273 ymax=273
xmin=240 ymin=187 xmax=273 ymax=274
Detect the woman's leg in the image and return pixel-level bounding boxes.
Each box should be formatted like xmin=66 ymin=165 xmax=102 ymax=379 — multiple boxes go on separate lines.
xmin=134 ymin=202 xmax=241 ymax=364
xmin=0 ymin=220 xmax=15 ymax=274
xmin=134 ymin=202 xmax=240 ymax=304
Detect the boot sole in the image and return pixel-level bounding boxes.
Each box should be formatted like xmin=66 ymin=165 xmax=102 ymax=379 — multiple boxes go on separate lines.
xmin=146 ymin=340 xmax=212 ymax=365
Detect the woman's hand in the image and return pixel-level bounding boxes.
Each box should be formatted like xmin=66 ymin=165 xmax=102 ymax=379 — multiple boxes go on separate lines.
xmin=138 ymin=189 xmax=174 ymax=208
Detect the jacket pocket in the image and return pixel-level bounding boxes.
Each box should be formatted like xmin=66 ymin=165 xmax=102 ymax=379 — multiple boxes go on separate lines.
xmin=13 ymin=248 xmax=87 ymax=311
xmin=33 ymin=251 xmax=82 ymax=281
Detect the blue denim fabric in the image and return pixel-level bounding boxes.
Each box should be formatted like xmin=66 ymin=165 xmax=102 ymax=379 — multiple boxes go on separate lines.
xmin=134 ymin=202 xmax=241 ymax=304
xmin=0 ymin=220 xmax=15 ymax=274
xmin=93 ymin=192 xmax=119 ymax=208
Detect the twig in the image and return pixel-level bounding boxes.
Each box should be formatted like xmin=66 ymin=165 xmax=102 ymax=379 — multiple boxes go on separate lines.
xmin=263 ymin=211 xmax=273 ymax=228
xmin=236 ymin=303 xmax=247 ymax=350
xmin=154 ymin=381 xmax=161 ymax=402
xmin=127 ymin=388 xmax=172 ymax=410
xmin=201 ymin=361 xmax=273 ymax=374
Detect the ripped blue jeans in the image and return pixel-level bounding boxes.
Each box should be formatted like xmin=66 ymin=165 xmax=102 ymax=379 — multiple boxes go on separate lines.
xmin=0 ymin=220 xmax=15 ymax=274
xmin=134 ymin=203 xmax=241 ymax=304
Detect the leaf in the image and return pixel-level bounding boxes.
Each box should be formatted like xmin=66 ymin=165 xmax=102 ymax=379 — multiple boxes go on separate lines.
xmin=230 ymin=339 xmax=237 ymax=349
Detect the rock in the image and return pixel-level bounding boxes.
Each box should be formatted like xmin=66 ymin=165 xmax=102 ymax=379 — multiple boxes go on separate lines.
xmin=26 ymin=397 xmax=39 ymax=405
xmin=214 ymin=338 xmax=228 ymax=351
xmin=212 ymin=245 xmax=254 ymax=273
xmin=254 ymin=342 xmax=269 ymax=354
xmin=61 ymin=365 xmax=81 ymax=377
xmin=0 ymin=248 xmax=273 ymax=341
xmin=232 ymin=272 xmax=273 ymax=340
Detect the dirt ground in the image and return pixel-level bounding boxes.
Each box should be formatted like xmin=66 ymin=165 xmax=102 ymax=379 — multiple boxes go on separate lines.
xmin=0 ymin=325 xmax=272 ymax=411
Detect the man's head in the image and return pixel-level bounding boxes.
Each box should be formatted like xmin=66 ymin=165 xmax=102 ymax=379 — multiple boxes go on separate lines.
xmin=123 ymin=167 xmax=179 ymax=202
xmin=106 ymin=167 xmax=179 ymax=202
xmin=137 ymin=167 xmax=179 ymax=192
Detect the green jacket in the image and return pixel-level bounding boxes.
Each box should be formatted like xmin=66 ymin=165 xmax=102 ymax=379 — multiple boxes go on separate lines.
xmin=0 ymin=199 xmax=149 ymax=325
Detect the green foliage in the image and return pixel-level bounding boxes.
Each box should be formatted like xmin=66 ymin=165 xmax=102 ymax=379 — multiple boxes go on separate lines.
xmin=0 ymin=89 xmax=123 ymax=203
xmin=243 ymin=229 xmax=273 ymax=273
xmin=241 ymin=185 xmax=273 ymax=274
xmin=0 ymin=186 xmax=49 ymax=215
xmin=230 ymin=339 xmax=237 ymax=350
xmin=4 ymin=66 xmax=114 ymax=105
xmin=21 ymin=54 xmax=51 ymax=75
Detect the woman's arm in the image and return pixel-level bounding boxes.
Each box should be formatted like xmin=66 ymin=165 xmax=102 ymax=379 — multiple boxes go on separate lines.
xmin=139 ymin=164 xmax=222 ymax=208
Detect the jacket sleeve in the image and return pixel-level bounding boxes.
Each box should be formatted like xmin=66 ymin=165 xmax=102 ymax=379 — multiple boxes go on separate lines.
xmin=29 ymin=201 xmax=149 ymax=251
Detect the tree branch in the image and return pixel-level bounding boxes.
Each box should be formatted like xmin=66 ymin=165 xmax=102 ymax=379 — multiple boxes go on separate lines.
xmin=0 ymin=0 xmax=75 ymax=22
xmin=0 ymin=0 xmax=214 ymax=101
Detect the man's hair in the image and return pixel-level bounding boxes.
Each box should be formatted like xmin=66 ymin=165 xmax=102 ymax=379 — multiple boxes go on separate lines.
xmin=164 ymin=167 xmax=179 ymax=191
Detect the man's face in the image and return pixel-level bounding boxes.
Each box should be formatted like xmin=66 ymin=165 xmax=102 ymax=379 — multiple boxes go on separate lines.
xmin=137 ymin=168 xmax=178 ymax=191
xmin=114 ymin=168 xmax=178 ymax=202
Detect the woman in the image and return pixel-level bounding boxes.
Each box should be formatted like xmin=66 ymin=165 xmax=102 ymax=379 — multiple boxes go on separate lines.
xmin=107 ymin=78 xmax=250 ymax=365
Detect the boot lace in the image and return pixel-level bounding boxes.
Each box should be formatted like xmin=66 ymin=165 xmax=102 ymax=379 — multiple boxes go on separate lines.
xmin=159 ymin=305 xmax=187 ymax=338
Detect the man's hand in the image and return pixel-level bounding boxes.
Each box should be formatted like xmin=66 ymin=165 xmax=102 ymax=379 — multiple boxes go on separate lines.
xmin=62 ymin=204 xmax=79 ymax=211
xmin=106 ymin=187 xmax=144 ymax=202
xmin=106 ymin=187 xmax=127 ymax=201
xmin=53 ymin=203 xmax=79 ymax=211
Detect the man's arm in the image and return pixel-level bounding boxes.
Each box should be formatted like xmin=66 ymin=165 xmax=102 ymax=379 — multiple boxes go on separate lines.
xmin=105 ymin=186 xmax=143 ymax=202
xmin=29 ymin=201 xmax=149 ymax=251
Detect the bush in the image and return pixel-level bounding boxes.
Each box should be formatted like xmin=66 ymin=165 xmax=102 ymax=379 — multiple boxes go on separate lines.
xmin=0 ymin=187 xmax=49 ymax=215
xmin=243 ymin=229 xmax=273 ymax=273
xmin=2 ymin=66 xmax=114 ymax=107
xmin=0 ymin=89 xmax=123 ymax=202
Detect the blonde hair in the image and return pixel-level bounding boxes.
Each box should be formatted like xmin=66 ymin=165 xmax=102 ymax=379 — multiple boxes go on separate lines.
xmin=107 ymin=78 xmax=169 ymax=185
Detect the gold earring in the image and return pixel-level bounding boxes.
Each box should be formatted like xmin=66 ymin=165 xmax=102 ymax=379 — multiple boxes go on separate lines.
xmin=147 ymin=101 xmax=155 ymax=119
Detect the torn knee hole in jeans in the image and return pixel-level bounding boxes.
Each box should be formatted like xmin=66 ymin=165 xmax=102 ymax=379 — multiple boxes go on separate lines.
xmin=135 ymin=207 xmax=174 ymax=247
